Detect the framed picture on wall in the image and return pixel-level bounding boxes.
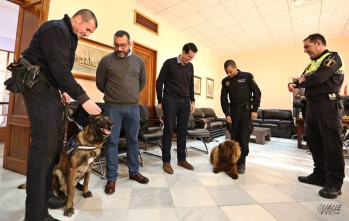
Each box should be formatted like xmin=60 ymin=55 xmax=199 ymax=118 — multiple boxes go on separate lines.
xmin=206 ymin=77 xmax=214 ymax=98
xmin=72 ymin=38 xmax=114 ymax=80
xmin=194 ymin=75 xmax=201 ymax=95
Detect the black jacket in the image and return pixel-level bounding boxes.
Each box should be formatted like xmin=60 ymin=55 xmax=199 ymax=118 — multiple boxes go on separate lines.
xmin=22 ymin=14 xmax=89 ymax=103
xmin=220 ymin=70 xmax=261 ymax=116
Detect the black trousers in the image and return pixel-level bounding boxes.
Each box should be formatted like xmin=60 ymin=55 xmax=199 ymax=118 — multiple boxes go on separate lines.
xmin=229 ymin=105 xmax=252 ymax=164
xmin=22 ymin=80 xmax=63 ymax=221
xmin=305 ymin=98 xmax=345 ymax=186
xmin=162 ymin=97 xmax=190 ymax=162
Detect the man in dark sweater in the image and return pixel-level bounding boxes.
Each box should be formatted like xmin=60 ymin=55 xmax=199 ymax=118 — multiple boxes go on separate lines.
xmin=156 ymin=43 xmax=198 ymax=174
xmin=96 ymin=30 xmax=149 ymax=195
xmin=21 ymin=9 xmax=101 ymax=221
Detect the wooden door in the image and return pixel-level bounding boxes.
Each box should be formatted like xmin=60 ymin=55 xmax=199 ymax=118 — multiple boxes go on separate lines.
xmin=3 ymin=0 xmax=50 ymax=175
xmin=133 ymin=41 xmax=157 ymax=117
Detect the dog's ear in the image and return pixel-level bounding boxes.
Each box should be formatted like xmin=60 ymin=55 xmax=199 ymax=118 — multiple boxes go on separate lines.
xmin=86 ymin=115 xmax=97 ymax=125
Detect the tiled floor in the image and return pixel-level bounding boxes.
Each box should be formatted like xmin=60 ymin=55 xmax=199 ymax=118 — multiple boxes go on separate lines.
xmin=0 ymin=137 xmax=348 ymax=221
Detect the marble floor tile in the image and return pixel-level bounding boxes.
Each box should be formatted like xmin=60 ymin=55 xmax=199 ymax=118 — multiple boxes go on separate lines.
xmin=221 ymin=204 xmax=278 ymax=221
xmin=170 ymin=187 xmax=217 ymax=207
xmin=129 ymin=187 xmax=173 ymax=208
xmin=206 ymin=186 xmax=257 ymax=206
xmin=240 ymin=184 xmax=295 ymax=203
xmin=127 ymin=208 xmax=178 ymax=221
xmin=262 ymin=202 xmax=327 ymax=221
xmin=175 ymin=207 xmax=229 ymax=221
xmin=1 ymin=138 xmax=349 ymax=221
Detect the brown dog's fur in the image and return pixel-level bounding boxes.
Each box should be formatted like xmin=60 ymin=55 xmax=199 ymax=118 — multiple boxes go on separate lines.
xmin=52 ymin=115 xmax=112 ymax=217
xmin=209 ymin=140 xmax=241 ymax=179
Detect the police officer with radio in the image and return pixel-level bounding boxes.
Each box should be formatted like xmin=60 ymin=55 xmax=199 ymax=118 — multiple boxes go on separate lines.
xmin=288 ymin=33 xmax=345 ymax=199
xmin=221 ymin=59 xmax=261 ymax=174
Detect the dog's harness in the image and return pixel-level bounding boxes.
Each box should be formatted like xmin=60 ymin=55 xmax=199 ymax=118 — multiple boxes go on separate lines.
xmin=63 ymin=104 xmax=97 ymax=158
xmin=65 ymin=135 xmax=97 ymax=158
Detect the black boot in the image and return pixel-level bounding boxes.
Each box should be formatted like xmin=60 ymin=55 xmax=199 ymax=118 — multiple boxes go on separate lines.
xmin=46 ymin=193 xmax=67 ymax=209
xmin=319 ymin=184 xmax=342 ymax=199
xmin=298 ymin=172 xmax=326 ymax=186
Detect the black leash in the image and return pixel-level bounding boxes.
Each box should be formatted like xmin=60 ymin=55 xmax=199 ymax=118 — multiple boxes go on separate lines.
xmin=61 ymin=104 xmax=83 ymax=155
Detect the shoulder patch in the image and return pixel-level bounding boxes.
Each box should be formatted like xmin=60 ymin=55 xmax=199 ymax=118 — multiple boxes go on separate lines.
xmin=225 ymin=81 xmax=230 ymax=86
xmin=323 ymin=56 xmax=336 ymax=67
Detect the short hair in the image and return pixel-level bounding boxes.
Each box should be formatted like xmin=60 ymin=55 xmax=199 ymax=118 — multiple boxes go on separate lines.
xmin=183 ymin=43 xmax=198 ymax=54
xmin=114 ymin=30 xmax=130 ymax=41
xmin=73 ymin=9 xmax=98 ymax=28
xmin=224 ymin=59 xmax=236 ymax=68
xmin=304 ymin=33 xmax=326 ymax=46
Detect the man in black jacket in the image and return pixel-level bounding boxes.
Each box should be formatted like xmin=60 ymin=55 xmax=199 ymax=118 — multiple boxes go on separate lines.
xmin=220 ymin=59 xmax=261 ymax=174
xmin=21 ymin=9 xmax=101 ymax=221
xmin=288 ymin=33 xmax=345 ymax=199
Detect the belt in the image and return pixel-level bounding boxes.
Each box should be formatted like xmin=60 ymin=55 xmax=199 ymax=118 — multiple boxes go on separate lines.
xmin=307 ymin=93 xmax=339 ymax=102
xmin=231 ymin=101 xmax=250 ymax=108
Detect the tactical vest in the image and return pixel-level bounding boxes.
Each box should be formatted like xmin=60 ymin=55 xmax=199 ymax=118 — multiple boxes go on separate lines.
xmin=304 ymin=52 xmax=345 ymax=76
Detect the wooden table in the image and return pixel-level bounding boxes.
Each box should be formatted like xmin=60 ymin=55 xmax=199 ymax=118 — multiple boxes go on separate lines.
xmin=296 ymin=117 xmax=349 ymax=149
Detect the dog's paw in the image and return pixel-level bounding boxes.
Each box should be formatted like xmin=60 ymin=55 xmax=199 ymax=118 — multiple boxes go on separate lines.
xmin=227 ymin=172 xmax=239 ymax=180
xmin=213 ymin=167 xmax=220 ymax=173
xmin=83 ymin=191 xmax=93 ymax=198
xmin=64 ymin=207 xmax=74 ymax=217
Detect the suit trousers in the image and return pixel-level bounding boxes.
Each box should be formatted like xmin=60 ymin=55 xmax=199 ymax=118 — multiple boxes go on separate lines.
xmin=22 ymin=80 xmax=63 ymax=221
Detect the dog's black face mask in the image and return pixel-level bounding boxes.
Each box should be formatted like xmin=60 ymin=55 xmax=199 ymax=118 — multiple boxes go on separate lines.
xmin=87 ymin=115 xmax=113 ymax=137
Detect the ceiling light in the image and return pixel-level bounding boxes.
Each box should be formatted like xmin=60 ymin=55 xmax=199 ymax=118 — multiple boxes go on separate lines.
xmin=293 ymin=0 xmax=302 ymax=5
xmin=332 ymin=10 xmax=338 ymax=16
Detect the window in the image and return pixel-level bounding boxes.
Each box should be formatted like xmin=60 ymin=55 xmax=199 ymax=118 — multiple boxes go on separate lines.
xmin=0 ymin=50 xmax=13 ymax=126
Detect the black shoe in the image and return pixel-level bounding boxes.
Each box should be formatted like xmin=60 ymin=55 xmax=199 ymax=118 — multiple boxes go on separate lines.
xmin=46 ymin=195 xmax=67 ymax=209
xmin=40 ymin=215 xmax=60 ymax=221
xmin=319 ymin=184 xmax=342 ymax=199
xmin=298 ymin=173 xmax=326 ymax=186
xmin=237 ymin=163 xmax=246 ymax=174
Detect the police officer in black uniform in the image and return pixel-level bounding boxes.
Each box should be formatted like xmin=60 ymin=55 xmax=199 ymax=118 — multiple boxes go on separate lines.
xmin=288 ymin=33 xmax=345 ymax=199
xmin=21 ymin=10 xmax=102 ymax=221
xmin=220 ymin=59 xmax=261 ymax=174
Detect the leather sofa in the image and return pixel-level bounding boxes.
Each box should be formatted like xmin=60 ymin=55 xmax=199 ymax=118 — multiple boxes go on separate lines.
xmin=192 ymin=108 xmax=226 ymax=139
xmin=253 ymin=109 xmax=294 ymax=138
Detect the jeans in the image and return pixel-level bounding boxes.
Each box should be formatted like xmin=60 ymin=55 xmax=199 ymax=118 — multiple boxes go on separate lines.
xmin=162 ymin=96 xmax=190 ymax=162
xmin=104 ymin=104 xmax=140 ymax=181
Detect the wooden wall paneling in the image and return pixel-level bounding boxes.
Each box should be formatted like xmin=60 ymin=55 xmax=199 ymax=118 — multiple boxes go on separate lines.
xmin=133 ymin=41 xmax=157 ymax=117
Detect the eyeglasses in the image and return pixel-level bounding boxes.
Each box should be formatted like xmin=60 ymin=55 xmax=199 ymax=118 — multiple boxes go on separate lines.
xmin=113 ymin=43 xmax=128 ymax=49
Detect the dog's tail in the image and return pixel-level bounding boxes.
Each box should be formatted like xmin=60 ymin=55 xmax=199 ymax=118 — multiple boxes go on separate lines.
xmin=17 ymin=183 xmax=27 ymax=189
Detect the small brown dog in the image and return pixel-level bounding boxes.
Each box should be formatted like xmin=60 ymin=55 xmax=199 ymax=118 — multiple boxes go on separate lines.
xmin=52 ymin=115 xmax=113 ymax=217
xmin=209 ymin=140 xmax=241 ymax=179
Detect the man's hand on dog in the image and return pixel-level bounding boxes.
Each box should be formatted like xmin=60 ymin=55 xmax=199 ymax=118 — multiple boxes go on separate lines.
xmin=82 ymin=99 xmax=102 ymax=115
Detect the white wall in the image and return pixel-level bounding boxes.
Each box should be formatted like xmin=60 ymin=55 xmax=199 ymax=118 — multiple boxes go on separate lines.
xmin=48 ymin=0 xmax=349 ymax=117
xmin=221 ymin=36 xmax=349 ymax=111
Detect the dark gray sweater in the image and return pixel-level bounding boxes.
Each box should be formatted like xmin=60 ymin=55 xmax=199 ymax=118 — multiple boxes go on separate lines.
xmin=96 ymin=52 xmax=146 ymax=105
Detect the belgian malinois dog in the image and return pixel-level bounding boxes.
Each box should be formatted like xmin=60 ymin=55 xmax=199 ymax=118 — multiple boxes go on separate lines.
xmin=52 ymin=115 xmax=113 ymax=217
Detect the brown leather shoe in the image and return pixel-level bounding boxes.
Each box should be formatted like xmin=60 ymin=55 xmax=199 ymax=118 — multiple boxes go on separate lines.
xmin=178 ymin=160 xmax=194 ymax=170
xmin=104 ymin=180 xmax=116 ymax=195
xmin=163 ymin=162 xmax=174 ymax=174
xmin=129 ymin=173 xmax=149 ymax=184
